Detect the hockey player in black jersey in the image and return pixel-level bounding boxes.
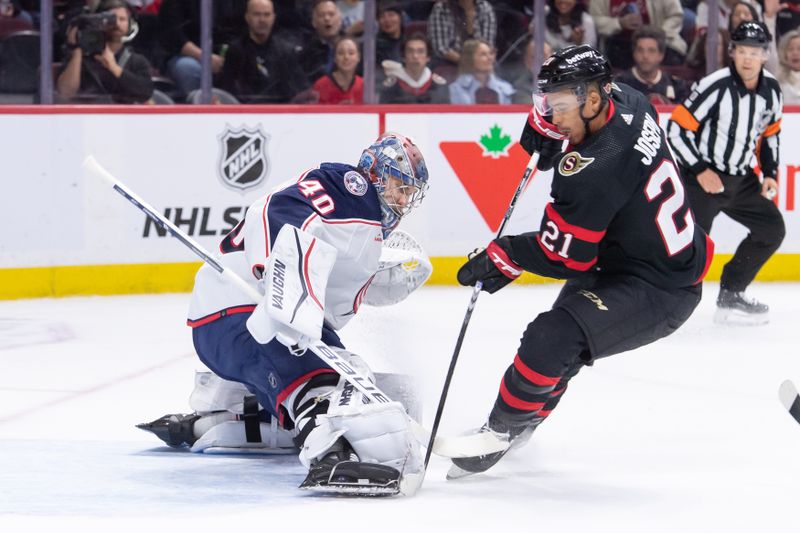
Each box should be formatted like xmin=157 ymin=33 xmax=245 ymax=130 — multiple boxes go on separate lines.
xmin=450 ymin=45 xmax=715 ymax=479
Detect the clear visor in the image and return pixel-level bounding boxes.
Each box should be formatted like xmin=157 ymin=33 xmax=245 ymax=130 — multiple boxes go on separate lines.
xmin=532 ymin=89 xmax=586 ymax=118
xmin=382 ymin=173 xmax=428 ymax=216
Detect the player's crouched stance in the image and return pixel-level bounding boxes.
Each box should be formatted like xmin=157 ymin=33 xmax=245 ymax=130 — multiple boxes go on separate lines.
xmin=449 ymin=46 xmax=714 ymax=479
xmin=138 ymin=133 xmax=431 ymax=496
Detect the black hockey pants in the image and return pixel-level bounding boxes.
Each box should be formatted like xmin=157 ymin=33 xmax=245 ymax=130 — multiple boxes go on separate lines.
xmin=683 ymin=168 xmax=785 ymax=292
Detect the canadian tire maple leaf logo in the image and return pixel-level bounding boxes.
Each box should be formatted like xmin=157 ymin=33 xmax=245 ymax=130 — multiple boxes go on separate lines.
xmin=441 ymin=124 xmax=534 ymax=231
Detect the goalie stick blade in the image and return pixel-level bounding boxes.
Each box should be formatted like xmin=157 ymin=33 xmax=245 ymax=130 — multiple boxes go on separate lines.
xmin=779 ymin=380 xmax=800 ymax=424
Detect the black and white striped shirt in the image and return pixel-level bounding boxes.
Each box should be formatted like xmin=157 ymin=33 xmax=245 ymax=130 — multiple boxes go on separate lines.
xmin=666 ymin=65 xmax=782 ymax=178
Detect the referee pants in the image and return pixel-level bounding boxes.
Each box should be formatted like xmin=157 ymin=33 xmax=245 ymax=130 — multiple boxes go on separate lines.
xmin=683 ymin=168 xmax=785 ymax=292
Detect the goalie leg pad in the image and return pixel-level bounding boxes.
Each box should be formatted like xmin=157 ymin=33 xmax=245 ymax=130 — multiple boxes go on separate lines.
xmin=190 ymin=416 xmax=298 ymax=454
xmin=189 ymin=371 xmax=257 ymax=415
xmin=297 ymin=377 xmax=423 ymax=477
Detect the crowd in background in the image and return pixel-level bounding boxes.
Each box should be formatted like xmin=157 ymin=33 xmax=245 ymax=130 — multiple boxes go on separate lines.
xmin=0 ymin=0 xmax=799 ymax=105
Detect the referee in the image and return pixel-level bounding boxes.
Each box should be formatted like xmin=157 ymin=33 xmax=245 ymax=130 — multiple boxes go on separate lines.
xmin=667 ymin=21 xmax=785 ymax=325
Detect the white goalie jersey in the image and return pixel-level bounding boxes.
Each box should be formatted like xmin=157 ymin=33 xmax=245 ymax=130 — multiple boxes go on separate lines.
xmin=187 ymin=163 xmax=431 ymax=332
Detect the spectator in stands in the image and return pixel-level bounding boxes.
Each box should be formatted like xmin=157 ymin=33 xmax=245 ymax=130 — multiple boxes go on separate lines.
xmin=617 ymin=26 xmax=688 ymax=104
xmin=0 ymin=0 xmax=33 ymax=27
xmin=777 ymin=29 xmax=800 ymax=104
xmin=56 ymin=0 xmax=154 ymax=103
xmin=727 ymin=0 xmax=758 ymax=33
xmin=337 ymin=0 xmax=364 ymax=36
xmin=380 ymin=33 xmax=450 ymax=103
xmin=298 ymin=0 xmax=344 ymax=89
xmin=686 ymin=27 xmax=730 ymax=72
xmin=512 ymin=37 xmax=552 ymax=104
xmin=544 ymin=0 xmax=597 ymax=51
xmin=311 ymin=36 xmax=363 ymax=104
xmin=376 ymin=1 xmax=404 ymax=64
xmin=219 ymin=0 xmax=304 ymax=103
xmin=696 ymin=0 xmax=760 ymax=32
xmin=158 ymin=0 xmax=248 ymax=97
xmin=449 ymin=38 xmax=513 ymax=104
xmin=589 ymin=0 xmax=687 ymax=68
xmin=428 ymin=0 xmax=497 ymax=66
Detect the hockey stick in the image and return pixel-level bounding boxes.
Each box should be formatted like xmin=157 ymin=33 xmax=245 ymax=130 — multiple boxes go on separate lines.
xmin=422 ymin=151 xmax=541 ymax=471
xmin=83 ymin=156 xmax=397 ymax=406
xmin=83 ymin=156 xmax=506 ymax=463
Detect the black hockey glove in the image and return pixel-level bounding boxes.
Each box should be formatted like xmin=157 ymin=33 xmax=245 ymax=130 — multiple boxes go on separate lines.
xmin=457 ymin=238 xmax=524 ymax=294
xmin=519 ymin=108 xmax=566 ymax=171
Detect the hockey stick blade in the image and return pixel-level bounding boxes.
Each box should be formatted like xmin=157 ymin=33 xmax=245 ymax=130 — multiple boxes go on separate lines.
xmin=779 ymin=380 xmax=800 ymax=424
xmin=421 ymin=152 xmax=540 ymax=476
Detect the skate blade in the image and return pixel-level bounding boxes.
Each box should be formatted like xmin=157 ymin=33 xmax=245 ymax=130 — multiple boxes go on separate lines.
xmin=200 ymin=446 xmax=298 ymax=456
xmin=446 ymin=463 xmax=479 ymax=480
xmin=135 ymin=421 xmax=181 ymax=448
xmin=299 ymin=484 xmax=399 ymax=496
xmin=714 ymin=308 xmax=769 ymax=326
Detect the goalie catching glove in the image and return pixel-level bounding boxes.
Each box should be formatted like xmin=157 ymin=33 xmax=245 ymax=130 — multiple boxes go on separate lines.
xmin=364 ymin=229 xmax=432 ymax=306
xmin=457 ymin=237 xmax=524 ymax=294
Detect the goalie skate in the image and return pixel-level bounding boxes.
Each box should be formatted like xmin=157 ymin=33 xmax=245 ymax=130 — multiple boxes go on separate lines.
xmin=299 ymin=450 xmax=401 ymax=496
xmin=136 ymin=413 xmax=200 ymax=448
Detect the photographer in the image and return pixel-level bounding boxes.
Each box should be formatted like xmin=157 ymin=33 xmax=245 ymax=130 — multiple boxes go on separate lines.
xmin=57 ymin=0 xmax=153 ymax=104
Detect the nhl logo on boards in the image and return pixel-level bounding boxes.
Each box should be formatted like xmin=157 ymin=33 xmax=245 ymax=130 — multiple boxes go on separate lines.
xmin=558 ymin=151 xmax=595 ymax=176
xmin=217 ymin=125 xmax=270 ymax=191
xmin=343 ymin=170 xmax=368 ymax=196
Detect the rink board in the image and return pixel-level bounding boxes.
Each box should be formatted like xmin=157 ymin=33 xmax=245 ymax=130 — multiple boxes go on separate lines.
xmin=1 ymin=105 xmax=799 ymax=299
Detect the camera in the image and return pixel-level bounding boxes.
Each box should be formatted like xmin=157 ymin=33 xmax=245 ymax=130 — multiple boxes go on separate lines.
xmin=71 ymin=12 xmax=118 ymax=56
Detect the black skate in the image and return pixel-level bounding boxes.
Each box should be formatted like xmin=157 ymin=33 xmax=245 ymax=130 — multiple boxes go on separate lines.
xmin=714 ymin=289 xmax=769 ymax=325
xmin=447 ymin=422 xmax=535 ymax=480
xmin=136 ymin=413 xmax=201 ymax=448
xmin=299 ymin=444 xmax=401 ymax=496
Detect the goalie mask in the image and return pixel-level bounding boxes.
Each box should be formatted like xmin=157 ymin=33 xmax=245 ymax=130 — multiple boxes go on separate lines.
xmin=357 ymin=132 xmax=429 ymax=235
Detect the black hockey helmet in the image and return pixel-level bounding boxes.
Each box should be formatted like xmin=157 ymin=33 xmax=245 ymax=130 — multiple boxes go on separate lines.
xmin=533 ymin=45 xmax=612 ymax=125
xmin=730 ymin=20 xmax=771 ymax=49
xmin=537 ymin=45 xmax=612 ymax=95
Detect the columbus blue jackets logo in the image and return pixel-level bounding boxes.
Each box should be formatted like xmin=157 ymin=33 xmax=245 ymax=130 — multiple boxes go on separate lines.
xmin=217 ymin=125 xmax=270 ymax=191
xmin=343 ymin=171 xmax=368 ymax=196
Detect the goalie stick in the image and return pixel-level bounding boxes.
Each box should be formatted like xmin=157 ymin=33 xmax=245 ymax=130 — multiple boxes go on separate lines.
xmin=779 ymin=380 xmax=800 ymax=425
xmin=83 ymin=156 xmax=506 ymax=487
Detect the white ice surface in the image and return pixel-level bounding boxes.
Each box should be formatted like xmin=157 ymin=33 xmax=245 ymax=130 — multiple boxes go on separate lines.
xmin=1 ymin=283 xmax=799 ymax=532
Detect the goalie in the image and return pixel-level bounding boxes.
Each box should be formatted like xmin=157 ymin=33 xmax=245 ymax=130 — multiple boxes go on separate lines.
xmin=138 ymin=132 xmax=432 ymax=496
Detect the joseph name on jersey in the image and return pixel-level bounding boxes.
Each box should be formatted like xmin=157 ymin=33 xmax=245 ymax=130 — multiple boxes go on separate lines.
xmin=187 ymin=163 xmax=384 ymax=330
xmin=507 ymin=82 xmax=713 ymax=289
